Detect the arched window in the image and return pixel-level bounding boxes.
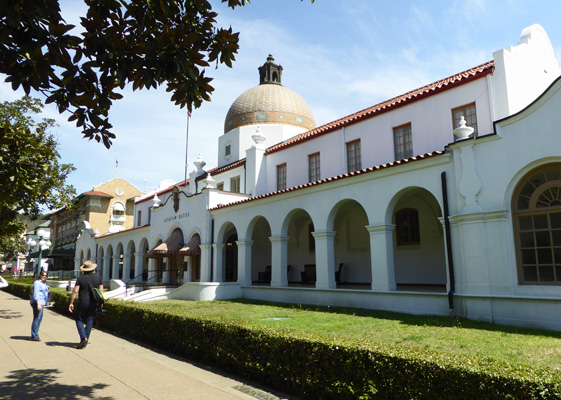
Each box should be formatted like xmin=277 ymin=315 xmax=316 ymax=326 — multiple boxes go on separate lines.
xmin=512 ymin=164 xmax=561 ymax=284
xmin=395 ymin=208 xmax=420 ymax=246
xmin=112 ymin=202 xmax=125 ymax=216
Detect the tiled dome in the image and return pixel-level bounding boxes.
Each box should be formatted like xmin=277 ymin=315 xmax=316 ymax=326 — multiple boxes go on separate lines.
xmin=224 ymin=82 xmax=315 ymax=133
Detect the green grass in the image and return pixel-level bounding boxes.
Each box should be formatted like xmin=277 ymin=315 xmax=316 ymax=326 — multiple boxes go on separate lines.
xmin=137 ymin=298 xmax=561 ymax=370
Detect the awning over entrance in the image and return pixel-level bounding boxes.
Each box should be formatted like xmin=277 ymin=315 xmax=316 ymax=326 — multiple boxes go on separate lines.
xmin=179 ymin=235 xmax=200 ymax=256
xmin=147 ymin=230 xmax=184 ymax=258
xmin=27 ymin=248 xmax=75 ymax=260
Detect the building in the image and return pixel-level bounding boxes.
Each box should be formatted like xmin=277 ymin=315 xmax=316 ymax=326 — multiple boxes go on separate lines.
xmin=75 ymin=25 xmax=561 ymax=331
xmin=49 ymin=178 xmax=142 ymax=270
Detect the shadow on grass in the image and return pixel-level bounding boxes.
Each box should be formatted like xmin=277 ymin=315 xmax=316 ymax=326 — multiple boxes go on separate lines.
xmin=0 ymin=368 xmax=111 ymax=400
xmin=229 ymin=298 xmax=561 ymax=339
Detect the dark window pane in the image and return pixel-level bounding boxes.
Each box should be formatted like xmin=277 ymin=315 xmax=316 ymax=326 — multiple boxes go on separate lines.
xmin=553 ymin=230 xmax=561 ymax=246
xmin=517 ymin=197 xmax=530 ymax=210
xmin=534 ymin=215 xmax=548 ymax=229
xmin=555 ymin=248 xmax=561 ymax=263
xmin=537 ymin=249 xmax=553 ymax=264
xmin=544 ymin=168 xmax=561 ymax=181
xmin=539 ymin=265 xmax=555 ymax=281
xmin=522 ymin=249 xmax=536 ymax=264
xmin=519 ymin=216 xmax=533 ymax=230
xmin=520 ymin=232 xmax=535 ymax=247
xmin=523 ymin=266 xmax=538 ymax=281
xmin=556 ymin=265 xmax=561 ymax=281
xmin=551 ymin=213 xmax=561 ymax=229
xmin=535 ymin=231 xmax=551 ymax=247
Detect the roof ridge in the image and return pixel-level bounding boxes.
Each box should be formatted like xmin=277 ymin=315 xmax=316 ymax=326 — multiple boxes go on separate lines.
xmin=265 ymin=60 xmax=494 ymax=154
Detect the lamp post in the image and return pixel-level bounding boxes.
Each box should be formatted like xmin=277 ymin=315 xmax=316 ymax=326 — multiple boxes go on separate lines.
xmin=27 ymin=229 xmax=51 ymax=278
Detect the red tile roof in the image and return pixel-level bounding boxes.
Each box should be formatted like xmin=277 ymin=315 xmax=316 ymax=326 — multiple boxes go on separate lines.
xmin=97 ymin=224 xmax=150 ymax=238
xmin=196 ymin=159 xmax=246 ymax=181
xmin=266 ymin=61 xmax=494 ymax=155
xmin=210 ymin=150 xmax=445 ymax=210
xmin=80 ymin=190 xmax=113 ymax=198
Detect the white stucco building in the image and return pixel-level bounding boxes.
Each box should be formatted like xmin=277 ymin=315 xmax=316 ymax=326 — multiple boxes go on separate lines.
xmin=75 ymin=25 xmax=561 ymax=331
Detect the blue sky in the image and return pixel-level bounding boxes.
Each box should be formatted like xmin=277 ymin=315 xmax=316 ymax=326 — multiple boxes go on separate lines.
xmin=2 ymin=0 xmax=561 ymax=196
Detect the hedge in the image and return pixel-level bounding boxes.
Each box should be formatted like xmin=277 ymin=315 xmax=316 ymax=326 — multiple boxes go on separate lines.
xmin=3 ymin=282 xmax=560 ymax=399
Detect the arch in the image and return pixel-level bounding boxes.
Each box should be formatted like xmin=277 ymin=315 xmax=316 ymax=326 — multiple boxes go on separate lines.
xmin=390 ymin=187 xmax=446 ymax=292
xmin=283 ymin=209 xmax=315 ymax=285
xmin=115 ymin=243 xmax=124 ymax=280
xmin=79 ymin=250 xmax=84 ymax=267
xmin=86 ymin=248 xmax=91 ymax=262
xmin=511 ymin=163 xmax=561 ymax=284
xmin=330 ymin=199 xmax=371 ymax=287
xmin=223 ymin=225 xmax=238 ymax=282
xmin=183 ymin=232 xmax=201 ymax=282
xmin=139 ymin=238 xmax=150 ymax=281
xmin=126 ymin=240 xmax=136 ymax=280
xmin=106 ymin=245 xmax=114 ymax=281
xmin=247 ymin=216 xmax=272 ymax=285
xmin=97 ymin=246 xmax=105 ymax=279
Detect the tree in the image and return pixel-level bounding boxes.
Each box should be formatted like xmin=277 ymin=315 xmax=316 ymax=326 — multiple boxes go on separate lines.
xmin=0 ymin=96 xmax=76 ymax=244
xmin=0 ymin=0 xmax=250 ymax=148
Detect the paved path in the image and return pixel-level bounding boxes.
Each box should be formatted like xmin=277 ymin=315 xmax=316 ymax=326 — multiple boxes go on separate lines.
xmin=0 ymin=289 xmax=294 ymax=400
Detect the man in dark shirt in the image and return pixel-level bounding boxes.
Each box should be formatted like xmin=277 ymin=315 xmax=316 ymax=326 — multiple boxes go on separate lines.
xmin=68 ymin=261 xmax=104 ymax=349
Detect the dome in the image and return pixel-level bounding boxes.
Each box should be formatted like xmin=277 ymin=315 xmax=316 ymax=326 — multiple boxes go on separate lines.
xmin=223 ymin=55 xmax=315 ymax=133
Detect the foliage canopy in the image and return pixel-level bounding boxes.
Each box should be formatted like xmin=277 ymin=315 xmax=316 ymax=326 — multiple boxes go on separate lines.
xmin=0 ymin=96 xmax=76 ymax=248
xmin=0 ymin=0 xmax=252 ymax=148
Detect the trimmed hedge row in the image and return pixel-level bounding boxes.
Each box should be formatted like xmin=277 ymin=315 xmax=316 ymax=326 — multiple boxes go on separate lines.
xmin=3 ymin=282 xmax=561 ymax=399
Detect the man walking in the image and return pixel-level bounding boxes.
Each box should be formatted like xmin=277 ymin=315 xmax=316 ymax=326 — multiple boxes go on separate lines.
xmin=30 ymin=271 xmax=49 ymax=341
xmin=68 ymin=261 xmax=104 ymax=349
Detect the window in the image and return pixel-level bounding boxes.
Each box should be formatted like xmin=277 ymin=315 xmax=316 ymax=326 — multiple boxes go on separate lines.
xmin=346 ymin=140 xmax=362 ymax=172
xmin=308 ymin=153 xmax=320 ymax=182
xmin=395 ymin=208 xmax=420 ymax=245
xmin=393 ymin=123 xmax=413 ymax=160
xmin=112 ymin=202 xmax=125 ymax=216
xmin=452 ymin=103 xmax=478 ymax=139
xmin=230 ymin=176 xmax=240 ymax=193
xmin=216 ymin=182 xmax=224 ymax=191
xmin=137 ymin=210 xmax=142 ymax=226
xmin=513 ymin=164 xmax=561 ymax=284
xmin=225 ymin=144 xmax=231 ymax=156
xmin=277 ymin=163 xmax=287 ymax=191
xmin=148 ymin=208 xmax=151 ymax=224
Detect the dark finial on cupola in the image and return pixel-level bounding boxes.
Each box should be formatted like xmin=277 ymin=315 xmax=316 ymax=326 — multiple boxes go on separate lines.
xmin=258 ymin=54 xmax=283 ymax=85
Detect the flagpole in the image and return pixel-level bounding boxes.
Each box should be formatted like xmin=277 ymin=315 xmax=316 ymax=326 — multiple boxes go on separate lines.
xmin=184 ymin=109 xmax=190 ymax=185
xmin=114 ymin=158 xmax=117 ymax=178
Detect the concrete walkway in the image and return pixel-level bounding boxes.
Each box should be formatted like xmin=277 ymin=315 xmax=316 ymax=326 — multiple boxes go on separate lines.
xmin=0 ymin=290 xmax=294 ymax=400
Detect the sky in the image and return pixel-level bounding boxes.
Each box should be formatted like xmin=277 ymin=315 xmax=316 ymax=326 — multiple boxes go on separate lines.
xmin=2 ymin=0 xmax=561 ymax=197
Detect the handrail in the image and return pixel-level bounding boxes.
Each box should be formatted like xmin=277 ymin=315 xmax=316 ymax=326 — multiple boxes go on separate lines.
xmin=125 ymin=269 xmax=164 ymax=297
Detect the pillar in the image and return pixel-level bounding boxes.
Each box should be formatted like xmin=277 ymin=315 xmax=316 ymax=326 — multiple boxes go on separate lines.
xmin=212 ymin=244 xmax=225 ymax=283
xmin=312 ymin=231 xmax=336 ymax=289
xmin=270 ymin=236 xmax=289 ymax=287
xmin=236 ymin=240 xmax=254 ymax=286
xmin=200 ymin=244 xmax=212 ymax=282
xmin=366 ymin=224 xmax=396 ymax=291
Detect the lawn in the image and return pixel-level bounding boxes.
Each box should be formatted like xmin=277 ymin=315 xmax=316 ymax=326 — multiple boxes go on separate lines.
xmin=133 ymin=298 xmax=561 ymax=371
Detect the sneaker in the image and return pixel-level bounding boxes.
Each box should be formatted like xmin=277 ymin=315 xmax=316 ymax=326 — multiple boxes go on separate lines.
xmin=31 ymin=338 xmax=41 ymax=342
xmin=76 ymin=338 xmax=88 ymax=349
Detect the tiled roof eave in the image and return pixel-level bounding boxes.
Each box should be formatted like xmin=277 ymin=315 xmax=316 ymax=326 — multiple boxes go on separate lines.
xmin=210 ymin=150 xmax=445 ymax=211
xmin=265 ymin=61 xmax=494 ymax=155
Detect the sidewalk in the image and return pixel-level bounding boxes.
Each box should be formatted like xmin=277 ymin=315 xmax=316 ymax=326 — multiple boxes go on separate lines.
xmin=0 ymin=290 xmax=294 ymax=400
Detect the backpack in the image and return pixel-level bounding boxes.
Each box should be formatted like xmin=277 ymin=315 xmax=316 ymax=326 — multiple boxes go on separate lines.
xmin=90 ymin=287 xmax=106 ymax=305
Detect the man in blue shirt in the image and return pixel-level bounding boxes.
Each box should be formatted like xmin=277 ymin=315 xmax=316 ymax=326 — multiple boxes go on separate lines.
xmin=30 ymin=271 xmax=49 ymax=341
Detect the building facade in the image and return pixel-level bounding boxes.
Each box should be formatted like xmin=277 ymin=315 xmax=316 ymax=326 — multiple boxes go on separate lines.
xmin=75 ymin=25 xmax=561 ymax=331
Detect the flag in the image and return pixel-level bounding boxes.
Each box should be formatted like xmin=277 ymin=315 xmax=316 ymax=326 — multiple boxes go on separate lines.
xmin=115 ymin=159 xmax=118 ymax=167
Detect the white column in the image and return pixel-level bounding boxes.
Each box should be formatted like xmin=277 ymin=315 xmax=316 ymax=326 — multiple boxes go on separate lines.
xmin=112 ymin=255 xmax=120 ymax=280
xmin=103 ymin=256 xmax=111 ymax=281
xmin=74 ymin=258 xmax=81 ymax=274
xmin=122 ymin=253 xmax=131 ymax=282
xmin=134 ymin=252 xmax=143 ymax=281
xmin=212 ymin=244 xmax=225 ymax=283
xmin=162 ymin=257 xmax=170 ymax=284
xmin=270 ymin=236 xmax=289 ymax=287
xmin=200 ymin=244 xmax=212 ymax=282
xmin=236 ymin=240 xmax=254 ymax=286
xmin=147 ymin=258 xmax=157 ymax=282
xmin=366 ymin=224 xmax=396 ymax=291
xmin=183 ymin=256 xmax=191 ymax=284
xmin=312 ymin=231 xmax=336 ymax=289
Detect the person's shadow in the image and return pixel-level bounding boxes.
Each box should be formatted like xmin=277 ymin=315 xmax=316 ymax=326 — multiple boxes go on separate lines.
xmin=10 ymin=337 xmax=76 ymax=348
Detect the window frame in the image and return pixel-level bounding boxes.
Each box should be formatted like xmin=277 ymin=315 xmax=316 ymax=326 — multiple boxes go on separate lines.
xmin=308 ymin=152 xmax=321 ymax=182
xmin=452 ymin=102 xmax=478 ymax=140
xmin=393 ymin=123 xmax=413 ymax=161
xmin=512 ymin=164 xmax=561 ymax=285
xmin=230 ymin=176 xmax=240 ymax=193
xmin=277 ymin=163 xmax=287 ymax=191
xmin=395 ymin=208 xmax=420 ymax=246
xmin=346 ymin=139 xmax=362 ymax=173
